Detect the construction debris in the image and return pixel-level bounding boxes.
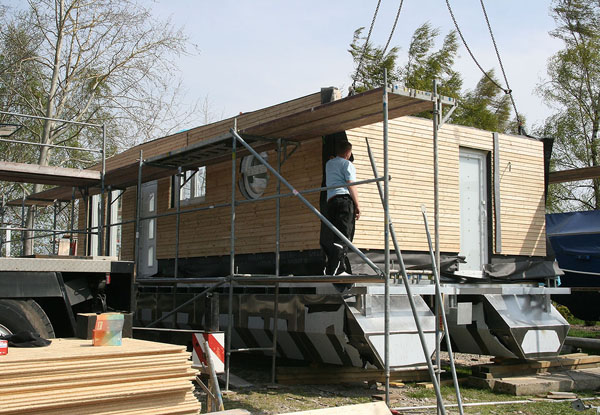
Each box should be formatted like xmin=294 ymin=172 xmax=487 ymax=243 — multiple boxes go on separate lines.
xmin=1 ymin=338 xmax=200 ymax=414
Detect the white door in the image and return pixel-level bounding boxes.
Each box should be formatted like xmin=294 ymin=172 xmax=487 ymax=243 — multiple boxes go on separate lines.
xmin=459 ymin=149 xmax=488 ymax=271
xmin=138 ymin=181 xmax=157 ymax=277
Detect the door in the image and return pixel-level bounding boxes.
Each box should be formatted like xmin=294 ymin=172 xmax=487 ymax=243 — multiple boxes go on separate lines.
xmin=138 ymin=181 xmax=157 ymax=277
xmin=459 ymin=149 xmax=488 ymax=271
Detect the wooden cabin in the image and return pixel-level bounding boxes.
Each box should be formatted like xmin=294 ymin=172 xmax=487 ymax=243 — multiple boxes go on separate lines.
xmin=73 ymin=87 xmax=549 ymax=279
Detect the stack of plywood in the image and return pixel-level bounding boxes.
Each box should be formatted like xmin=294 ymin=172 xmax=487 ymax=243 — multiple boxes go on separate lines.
xmin=0 ymin=338 xmax=200 ymax=415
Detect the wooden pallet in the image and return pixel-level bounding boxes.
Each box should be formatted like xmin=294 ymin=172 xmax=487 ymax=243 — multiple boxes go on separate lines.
xmin=1 ymin=338 xmax=201 ymax=415
xmin=468 ymin=353 xmax=600 ymax=396
xmin=472 ymin=353 xmax=600 ymax=378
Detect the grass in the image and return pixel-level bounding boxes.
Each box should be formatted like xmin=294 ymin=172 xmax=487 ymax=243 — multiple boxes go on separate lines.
xmin=568 ymin=328 xmax=600 ymax=339
xmin=207 ymin=355 xmax=600 ymax=414
xmin=219 ymin=382 xmax=600 ymax=414
xmin=211 ymin=307 xmax=600 ymax=414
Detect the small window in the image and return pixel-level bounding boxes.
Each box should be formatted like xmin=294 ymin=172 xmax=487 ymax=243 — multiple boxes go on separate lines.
xmin=147 ymin=246 xmax=154 ymax=267
xmin=148 ymin=193 xmax=155 ymax=212
xmin=171 ymin=167 xmax=206 ymax=207
xmin=148 ymin=219 xmax=155 ymax=240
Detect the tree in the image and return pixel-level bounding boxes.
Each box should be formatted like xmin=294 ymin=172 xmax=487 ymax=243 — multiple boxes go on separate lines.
xmin=348 ymin=22 xmax=518 ymax=131
xmin=399 ymin=23 xmax=462 ymax=101
xmin=452 ymin=69 xmax=512 ymax=133
xmin=537 ymin=0 xmax=600 ymax=211
xmin=0 ymin=0 xmax=197 ymax=254
xmin=349 ymin=23 xmax=462 ymax=99
xmin=348 ymin=27 xmax=400 ymax=93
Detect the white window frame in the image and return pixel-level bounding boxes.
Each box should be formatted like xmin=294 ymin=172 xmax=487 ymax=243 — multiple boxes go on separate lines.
xmin=176 ymin=167 xmax=206 ymax=206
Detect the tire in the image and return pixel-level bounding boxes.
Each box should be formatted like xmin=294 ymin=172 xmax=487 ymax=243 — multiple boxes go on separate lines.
xmin=0 ymin=299 xmax=55 ymax=338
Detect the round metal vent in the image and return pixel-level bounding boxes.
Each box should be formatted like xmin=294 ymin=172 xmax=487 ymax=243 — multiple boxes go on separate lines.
xmin=239 ymin=152 xmax=269 ymax=200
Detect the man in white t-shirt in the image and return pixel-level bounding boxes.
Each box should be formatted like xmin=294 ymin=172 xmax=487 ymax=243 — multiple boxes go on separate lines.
xmin=325 ymin=141 xmax=361 ymax=275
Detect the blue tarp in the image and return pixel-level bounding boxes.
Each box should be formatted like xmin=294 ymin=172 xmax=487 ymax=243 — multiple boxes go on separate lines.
xmin=546 ymin=210 xmax=600 ymax=277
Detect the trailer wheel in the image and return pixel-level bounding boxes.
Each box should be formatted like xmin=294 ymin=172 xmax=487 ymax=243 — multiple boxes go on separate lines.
xmin=0 ymin=299 xmax=55 ymax=338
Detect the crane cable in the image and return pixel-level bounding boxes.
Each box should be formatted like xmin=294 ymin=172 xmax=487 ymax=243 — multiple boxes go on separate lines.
xmin=382 ymin=0 xmax=405 ymax=55
xmin=445 ymin=0 xmax=524 ymax=131
xmin=479 ymin=0 xmax=523 ymax=130
xmin=351 ymin=0 xmax=382 ymax=93
xmin=351 ymin=0 xmax=405 ymax=94
xmin=445 ymin=0 xmax=506 ymax=92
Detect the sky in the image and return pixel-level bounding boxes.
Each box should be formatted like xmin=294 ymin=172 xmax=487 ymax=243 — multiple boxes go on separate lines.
xmin=151 ymin=1 xmax=563 ymax=131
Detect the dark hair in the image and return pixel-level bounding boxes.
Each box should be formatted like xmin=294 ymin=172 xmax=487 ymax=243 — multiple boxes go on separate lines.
xmin=335 ymin=141 xmax=352 ymax=156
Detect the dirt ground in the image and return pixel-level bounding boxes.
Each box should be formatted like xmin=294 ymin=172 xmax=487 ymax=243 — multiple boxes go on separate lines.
xmin=194 ymin=352 xmax=506 ymax=414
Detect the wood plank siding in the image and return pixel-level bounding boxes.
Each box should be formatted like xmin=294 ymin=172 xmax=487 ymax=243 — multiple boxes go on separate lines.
xmin=114 ymin=114 xmax=545 ymax=261
xmin=347 ymin=116 xmax=546 ymax=257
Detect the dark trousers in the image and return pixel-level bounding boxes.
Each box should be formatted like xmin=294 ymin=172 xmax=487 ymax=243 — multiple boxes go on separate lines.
xmin=325 ymin=195 xmax=355 ymax=275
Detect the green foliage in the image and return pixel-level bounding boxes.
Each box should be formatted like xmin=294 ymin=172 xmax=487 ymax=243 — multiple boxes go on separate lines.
xmin=348 ymin=22 xmax=517 ymax=132
xmin=536 ymin=0 xmax=600 ymax=211
xmin=555 ymin=303 xmax=574 ymax=321
xmin=348 ymin=27 xmax=400 ymax=93
xmin=452 ymin=70 xmax=512 ymax=132
xmin=399 ymin=23 xmax=462 ymax=100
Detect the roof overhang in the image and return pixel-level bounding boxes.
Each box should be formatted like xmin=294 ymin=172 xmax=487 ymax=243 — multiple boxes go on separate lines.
xmin=0 ymin=161 xmax=101 ymax=187
xmin=8 ymin=86 xmax=454 ymax=205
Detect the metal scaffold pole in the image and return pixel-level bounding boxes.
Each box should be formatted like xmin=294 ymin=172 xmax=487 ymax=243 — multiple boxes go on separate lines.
xmin=133 ymin=151 xmax=143 ymax=285
xmin=365 ymin=138 xmax=447 ymax=415
xmin=383 ymin=69 xmax=391 ymax=406
xmin=20 ymin=192 xmax=25 ymax=256
xmin=70 ymin=187 xmax=76 ymax=252
xmin=105 ymin=190 xmax=112 ymax=256
xmin=52 ymin=202 xmax=58 ymax=255
xmin=271 ymin=138 xmax=282 ymax=384
xmin=174 ymin=167 xmax=182 ymax=278
xmin=98 ymin=124 xmax=106 ymax=256
xmin=432 ymin=79 xmax=442 ymax=415
xmin=422 ymin=206 xmax=464 ymax=415
xmin=0 ymin=194 xmax=5 ymax=255
xmin=225 ymin=121 xmax=237 ymax=391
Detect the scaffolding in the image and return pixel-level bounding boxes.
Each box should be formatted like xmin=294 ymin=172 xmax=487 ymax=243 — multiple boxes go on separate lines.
xmin=127 ymin=77 xmax=461 ymax=411
xmin=0 ymin=79 xmax=463 ymax=411
xmin=0 ymin=111 xmax=107 ymax=257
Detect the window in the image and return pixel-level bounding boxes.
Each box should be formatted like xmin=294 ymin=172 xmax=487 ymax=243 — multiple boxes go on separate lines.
xmin=171 ymin=167 xmax=206 ymax=207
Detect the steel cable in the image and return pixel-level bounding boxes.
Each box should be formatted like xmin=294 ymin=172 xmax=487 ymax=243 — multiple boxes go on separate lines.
xmin=479 ymin=0 xmax=523 ymax=127
xmin=352 ymin=0 xmax=382 ymax=92
xmin=444 ymin=0 xmax=507 ymax=93
xmin=382 ymin=0 xmax=405 ymax=55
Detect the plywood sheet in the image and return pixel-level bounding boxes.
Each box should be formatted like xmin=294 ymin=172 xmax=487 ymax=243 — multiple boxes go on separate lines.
xmin=1 ymin=337 xmax=200 ymax=415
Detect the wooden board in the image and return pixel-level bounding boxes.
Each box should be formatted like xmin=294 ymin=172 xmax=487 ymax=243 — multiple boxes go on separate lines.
xmin=0 ymin=337 xmax=187 ymax=364
xmin=0 ymin=160 xmax=101 ymax=187
xmin=1 ymin=337 xmax=201 ymax=415
xmin=276 ymin=365 xmax=432 ymax=385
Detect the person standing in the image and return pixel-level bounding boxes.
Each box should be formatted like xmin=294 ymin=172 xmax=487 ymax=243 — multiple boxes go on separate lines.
xmin=325 ymin=141 xmax=360 ymax=275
